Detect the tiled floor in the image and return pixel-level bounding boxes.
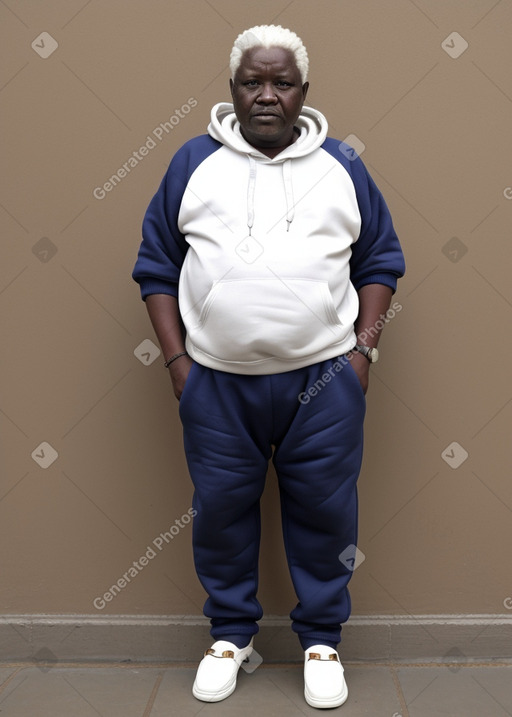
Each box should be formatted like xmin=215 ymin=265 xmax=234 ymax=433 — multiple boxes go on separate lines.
xmin=0 ymin=660 xmax=511 ymax=716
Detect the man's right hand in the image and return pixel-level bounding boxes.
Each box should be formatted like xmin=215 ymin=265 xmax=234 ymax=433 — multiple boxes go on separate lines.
xmin=168 ymin=355 xmax=194 ymax=400
xmin=144 ymin=294 xmax=193 ymax=401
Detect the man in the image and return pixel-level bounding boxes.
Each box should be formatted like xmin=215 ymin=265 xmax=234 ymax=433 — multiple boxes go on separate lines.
xmin=133 ymin=25 xmax=405 ymax=709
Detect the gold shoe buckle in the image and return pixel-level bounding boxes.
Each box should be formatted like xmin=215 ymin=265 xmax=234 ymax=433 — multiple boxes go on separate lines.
xmin=204 ymin=648 xmax=235 ymax=659
xmin=308 ymin=651 xmax=339 ymax=662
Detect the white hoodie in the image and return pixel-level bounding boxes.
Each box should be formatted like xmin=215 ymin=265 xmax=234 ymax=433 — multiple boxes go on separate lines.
xmin=134 ymin=102 xmax=405 ymax=374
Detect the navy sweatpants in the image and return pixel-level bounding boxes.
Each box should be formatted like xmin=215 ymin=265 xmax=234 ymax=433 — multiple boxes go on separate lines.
xmin=178 ymin=354 xmax=365 ymax=650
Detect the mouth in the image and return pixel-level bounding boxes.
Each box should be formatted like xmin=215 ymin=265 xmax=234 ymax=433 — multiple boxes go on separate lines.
xmin=252 ymin=112 xmax=280 ymax=118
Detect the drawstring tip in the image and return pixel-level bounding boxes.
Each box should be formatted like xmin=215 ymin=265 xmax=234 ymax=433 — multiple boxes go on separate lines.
xmin=286 ymin=220 xmax=292 ymax=232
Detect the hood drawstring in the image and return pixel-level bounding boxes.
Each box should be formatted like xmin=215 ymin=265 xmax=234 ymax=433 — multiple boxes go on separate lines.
xmin=282 ymin=159 xmax=295 ymax=232
xmin=247 ymin=156 xmax=257 ymax=237
xmin=246 ymin=157 xmax=295 ymax=236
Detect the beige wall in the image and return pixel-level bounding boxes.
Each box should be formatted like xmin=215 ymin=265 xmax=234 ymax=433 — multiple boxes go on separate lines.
xmin=1 ymin=0 xmax=511 ymax=625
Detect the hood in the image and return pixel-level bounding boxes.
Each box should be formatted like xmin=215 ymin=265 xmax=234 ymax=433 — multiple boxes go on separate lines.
xmin=207 ymin=102 xmax=328 ymax=162
xmin=207 ymin=102 xmax=329 ymax=236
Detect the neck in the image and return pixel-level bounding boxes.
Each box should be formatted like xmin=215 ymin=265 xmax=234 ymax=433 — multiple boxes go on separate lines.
xmin=243 ymin=127 xmax=300 ymax=159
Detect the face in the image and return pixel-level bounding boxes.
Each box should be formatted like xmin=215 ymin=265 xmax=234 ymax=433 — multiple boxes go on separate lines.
xmin=230 ymin=46 xmax=309 ymax=151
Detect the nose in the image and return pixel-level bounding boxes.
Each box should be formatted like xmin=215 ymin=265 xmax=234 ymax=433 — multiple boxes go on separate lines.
xmin=257 ymin=82 xmax=278 ymax=104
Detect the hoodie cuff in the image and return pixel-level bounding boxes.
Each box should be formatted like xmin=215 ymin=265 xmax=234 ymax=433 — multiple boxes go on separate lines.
xmin=139 ymin=278 xmax=178 ymax=301
xmin=352 ymin=273 xmax=399 ymax=293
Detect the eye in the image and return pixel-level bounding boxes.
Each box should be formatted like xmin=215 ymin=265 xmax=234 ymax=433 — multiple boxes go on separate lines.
xmin=244 ymin=80 xmax=259 ymax=87
xmin=276 ymin=80 xmax=292 ymax=88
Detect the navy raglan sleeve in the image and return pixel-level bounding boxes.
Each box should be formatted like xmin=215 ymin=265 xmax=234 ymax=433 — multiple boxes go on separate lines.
xmin=348 ymin=155 xmax=405 ymax=293
xmin=132 ymin=135 xmax=222 ymax=300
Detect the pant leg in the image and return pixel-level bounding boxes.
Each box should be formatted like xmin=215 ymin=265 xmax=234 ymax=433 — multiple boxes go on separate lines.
xmin=271 ymin=356 xmax=366 ymax=649
xmin=179 ymin=362 xmax=273 ymax=643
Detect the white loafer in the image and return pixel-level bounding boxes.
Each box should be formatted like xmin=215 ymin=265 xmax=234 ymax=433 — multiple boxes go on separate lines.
xmin=192 ymin=638 xmax=254 ymax=702
xmin=304 ymin=644 xmax=348 ymax=709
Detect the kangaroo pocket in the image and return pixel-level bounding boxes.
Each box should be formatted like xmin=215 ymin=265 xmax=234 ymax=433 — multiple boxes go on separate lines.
xmin=187 ymin=277 xmax=346 ymax=363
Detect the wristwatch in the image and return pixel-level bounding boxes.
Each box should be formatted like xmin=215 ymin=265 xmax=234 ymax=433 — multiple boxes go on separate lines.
xmin=354 ymin=344 xmax=379 ymax=363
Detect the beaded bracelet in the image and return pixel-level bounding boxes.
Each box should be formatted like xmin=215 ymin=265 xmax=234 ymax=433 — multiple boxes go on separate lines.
xmin=164 ymin=351 xmax=188 ymax=369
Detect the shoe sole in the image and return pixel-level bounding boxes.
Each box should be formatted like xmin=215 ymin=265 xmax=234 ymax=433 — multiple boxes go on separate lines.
xmin=304 ymin=683 xmax=348 ymax=709
xmin=192 ymin=676 xmax=237 ymax=703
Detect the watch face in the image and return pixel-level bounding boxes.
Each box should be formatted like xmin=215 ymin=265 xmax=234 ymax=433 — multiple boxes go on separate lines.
xmin=368 ymin=348 xmax=379 ymax=363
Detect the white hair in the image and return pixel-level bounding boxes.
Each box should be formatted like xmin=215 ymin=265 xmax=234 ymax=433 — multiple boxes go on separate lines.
xmin=230 ymin=25 xmax=309 ymax=83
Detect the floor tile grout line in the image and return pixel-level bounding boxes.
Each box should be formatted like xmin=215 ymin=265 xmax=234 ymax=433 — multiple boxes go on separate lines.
xmin=1 ymin=660 xmax=511 ymax=670
xmin=141 ymin=671 xmax=164 ymax=717
xmin=0 ymin=666 xmax=26 ymax=695
xmin=390 ymin=665 xmax=410 ymax=717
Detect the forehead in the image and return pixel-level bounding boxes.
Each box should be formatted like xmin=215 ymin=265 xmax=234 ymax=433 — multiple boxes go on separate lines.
xmin=237 ymin=46 xmax=300 ymax=78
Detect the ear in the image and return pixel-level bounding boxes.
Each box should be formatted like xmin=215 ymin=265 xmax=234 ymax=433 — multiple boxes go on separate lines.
xmin=302 ymin=82 xmax=309 ymax=102
xmin=229 ymin=78 xmax=234 ymax=98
